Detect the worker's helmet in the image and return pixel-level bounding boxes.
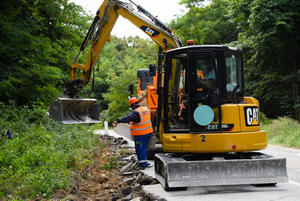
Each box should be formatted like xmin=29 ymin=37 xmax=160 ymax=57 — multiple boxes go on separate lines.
xmin=128 ymin=97 xmax=139 ymax=105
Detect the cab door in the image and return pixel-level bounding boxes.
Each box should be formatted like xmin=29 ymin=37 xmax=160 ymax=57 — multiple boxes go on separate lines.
xmin=188 ymin=52 xmax=222 ymax=132
xmin=164 ymin=52 xmax=190 ymax=133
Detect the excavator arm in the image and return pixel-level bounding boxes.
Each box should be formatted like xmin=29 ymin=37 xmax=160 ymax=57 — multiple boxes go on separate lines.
xmin=50 ymin=0 xmax=181 ymax=124
xmin=64 ymin=0 xmax=181 ymax=97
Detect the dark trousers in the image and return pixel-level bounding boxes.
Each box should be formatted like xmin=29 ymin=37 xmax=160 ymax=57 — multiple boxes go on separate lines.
xmin=134 ymin=133 xmax=152 ymax=167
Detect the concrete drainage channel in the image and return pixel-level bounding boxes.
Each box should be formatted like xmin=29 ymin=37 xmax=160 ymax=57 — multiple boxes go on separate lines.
xmin=97 ymin=131 xmax=166 ymax=201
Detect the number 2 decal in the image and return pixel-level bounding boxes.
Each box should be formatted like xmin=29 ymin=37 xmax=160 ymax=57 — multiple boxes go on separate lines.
xmin=201 ymin=135 xmax=206 ymax=142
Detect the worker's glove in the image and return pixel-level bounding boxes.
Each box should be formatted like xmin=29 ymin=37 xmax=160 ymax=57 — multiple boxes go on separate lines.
xmin=112 ymin=121 xmax=118 ymax=127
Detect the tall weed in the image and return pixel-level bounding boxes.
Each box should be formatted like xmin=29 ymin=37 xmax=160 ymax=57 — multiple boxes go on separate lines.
xmin=262 ymin=117 xmax=300 ymax=148
xmin=0 ymin=102 xmax=99 ymax=199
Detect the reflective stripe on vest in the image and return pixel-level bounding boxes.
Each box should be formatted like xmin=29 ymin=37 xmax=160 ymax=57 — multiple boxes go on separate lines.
xmin=131 ymin=107 xmax=153 ymax=136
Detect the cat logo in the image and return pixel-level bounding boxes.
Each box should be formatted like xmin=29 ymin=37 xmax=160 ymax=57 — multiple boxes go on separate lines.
xmin=244 ymin=107 xmax=260 ymax=126
xmin=140 ymin=26 xmax=160 ymax=37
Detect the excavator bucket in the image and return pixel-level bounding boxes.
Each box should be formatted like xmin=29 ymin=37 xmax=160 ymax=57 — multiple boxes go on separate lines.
xmin=49 ymin=98 xmax=101 ymax=124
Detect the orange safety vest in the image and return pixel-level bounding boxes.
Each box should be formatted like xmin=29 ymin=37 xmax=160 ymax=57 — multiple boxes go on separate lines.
xmin=131 ymin=107 xmax=153 ymax=136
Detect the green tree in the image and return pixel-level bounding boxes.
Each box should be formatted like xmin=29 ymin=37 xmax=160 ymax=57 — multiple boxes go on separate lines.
xmin=96 ymin=36 xmax=156 ymax=122
xmin=172 ymin=0 xmax=300 ymax=121
xmin=171 ymin=0 xmax=238 ymax=45
xmin=228 ymin=0 xmax=300 ymax=120
xmin=0 ymin=0 xmax=90 ymax=106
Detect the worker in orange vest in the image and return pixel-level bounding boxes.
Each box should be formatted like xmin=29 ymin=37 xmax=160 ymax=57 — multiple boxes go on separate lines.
xmin=112 ymin=97 xmax=153 ymax=168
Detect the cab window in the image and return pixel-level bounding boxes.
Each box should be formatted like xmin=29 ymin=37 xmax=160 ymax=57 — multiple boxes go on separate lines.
xmin=225 ymin=54 xmax=242 ymax=93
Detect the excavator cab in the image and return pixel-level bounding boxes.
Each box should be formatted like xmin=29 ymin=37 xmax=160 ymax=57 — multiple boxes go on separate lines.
xmin=164 ymin=45 xmax=243 ymax=133
xmin=161 ymin=45 xmax=269 ymax=152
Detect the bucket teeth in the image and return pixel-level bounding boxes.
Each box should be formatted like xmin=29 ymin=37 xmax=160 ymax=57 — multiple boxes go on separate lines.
xmin=49 ymin=98 xmax=101 ymax=124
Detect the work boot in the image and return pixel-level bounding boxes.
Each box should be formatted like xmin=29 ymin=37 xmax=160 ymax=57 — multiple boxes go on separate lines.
xmin=140 ymin=162 xmax=152 ymax=168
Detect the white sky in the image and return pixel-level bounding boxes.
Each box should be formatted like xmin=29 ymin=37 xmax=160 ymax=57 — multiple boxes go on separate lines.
xmin=70 ymin=0 xmax=187 ymax=38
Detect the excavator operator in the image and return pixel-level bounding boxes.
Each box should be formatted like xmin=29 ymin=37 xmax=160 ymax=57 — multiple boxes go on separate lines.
xmin=196 ymin=59 xmax=216 ymax=90
xmin=112 ymin=97 xmax=153 ymax=168
xmin=194 ymin=57 xmax=218 ymax=106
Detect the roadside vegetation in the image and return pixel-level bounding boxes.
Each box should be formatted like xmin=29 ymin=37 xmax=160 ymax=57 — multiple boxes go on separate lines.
xmin=262 ymin=116 xmax=300 ymax=149
xmin=0 ymin=102 xmax=100 ymax=199
xmin=0 ymin=0 xmax=299 ymax=199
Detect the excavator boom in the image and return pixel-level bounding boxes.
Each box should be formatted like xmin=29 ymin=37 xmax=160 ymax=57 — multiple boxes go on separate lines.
xmin=49 ymin=0 xmax=181 ymax=124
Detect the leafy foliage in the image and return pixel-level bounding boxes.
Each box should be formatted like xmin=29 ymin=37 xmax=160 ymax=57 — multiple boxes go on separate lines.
xmin=262 ymin=117 xmax=300 ymax=148
xmin=0 ymin=0 xmax=90 ymax=106
xmin=83 ymin=36 xmax=157 ymax=122
xmin=0 ymin=102 xmax=99 ymax=199
xmin=171 ymin=0 xmax=238 ymax=45
xmin=99 ymin=157 xmax=121 ymax=170
xmin=227 ymin=0 xmax=300 ymax=120
xmin=0 ymin=0 xmax=165 ymax=123
xmin=172 ymin=0 xmax=300 ymax=120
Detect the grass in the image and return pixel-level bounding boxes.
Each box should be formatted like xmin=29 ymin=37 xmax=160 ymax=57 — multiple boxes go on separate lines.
xmin=0 ymin=102 xmax=101 ymax=200
xmin=98 ymin=157 xmax=121 ymax=170
xmin=262 ymin=117 xmax=300 ymax=148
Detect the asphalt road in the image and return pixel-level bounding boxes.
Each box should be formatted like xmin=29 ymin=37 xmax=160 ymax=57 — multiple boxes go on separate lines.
xmin=261 ymin=145 xmax=300 ymax=185
xmin=142 ymin=145 xmax=300 ymax=201
xmin=97 ymin=129 xmax=300 ymax=201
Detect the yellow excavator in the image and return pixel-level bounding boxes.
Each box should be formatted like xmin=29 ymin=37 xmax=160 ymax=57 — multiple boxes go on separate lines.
xmin=49 ymin=0 xmax=181 ymax=124
xmin=49 ymin=0 xmax=287 ymax=190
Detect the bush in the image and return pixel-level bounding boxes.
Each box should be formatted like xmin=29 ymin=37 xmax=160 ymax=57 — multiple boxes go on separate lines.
xmin=259 ymin=112 xmax=271 ymax=125
xmin=0 ymin=103 xmax=99 ymax=199
xmin=262 ymin=117 xmax=300 ymax=148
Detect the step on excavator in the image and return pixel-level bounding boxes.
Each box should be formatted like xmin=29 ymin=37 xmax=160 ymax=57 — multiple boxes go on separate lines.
xmin=49 ymin=0 xmax=288 ymax=190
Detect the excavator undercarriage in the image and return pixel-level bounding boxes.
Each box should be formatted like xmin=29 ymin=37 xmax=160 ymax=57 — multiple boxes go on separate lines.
xmin=155 ymin=152 xmax=287 ymax=190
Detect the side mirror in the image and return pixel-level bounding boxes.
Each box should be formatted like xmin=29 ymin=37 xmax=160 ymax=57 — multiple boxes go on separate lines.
xmin=149 ymin=64 xmax=156 ymax=76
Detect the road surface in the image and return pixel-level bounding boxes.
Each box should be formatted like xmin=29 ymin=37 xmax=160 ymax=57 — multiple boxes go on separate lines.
xmin=143 ymin=145 xmax=300 ymax=201
xmin=96 ymin=129 xmax=300 ymax=201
